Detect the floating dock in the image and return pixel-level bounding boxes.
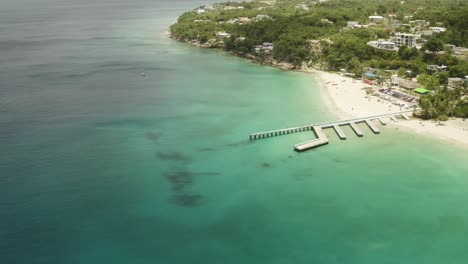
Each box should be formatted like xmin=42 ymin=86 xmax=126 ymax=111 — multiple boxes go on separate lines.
xmin=378 ymin=118 xmax=387 ymax=125
xmin=349 ymin=122 xmax=363 ymax=137
xmin=390 ymin=115 xmax=399 ymax=122
xmin=333 ymin=125 xmax=347 ymax=140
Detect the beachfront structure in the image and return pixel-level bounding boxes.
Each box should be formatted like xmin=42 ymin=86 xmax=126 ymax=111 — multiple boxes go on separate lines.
xmin=448 ymin=78 xmax=465 ymax=89
xmin=391 ymin=76 xmax=420 ymax=90
xmin=369 ymin=15 xmax=384 ymax=23
xmin=414 ymin=88 xmax=430 ymax=94
xmin=393 ymin=33 xmax=419 ymax=48
xmin=367 ymin=40 xmax=396 ymax=50
xmin=196 ymin=9 xmax=205 ymax=14
xmin=254 ymin=43 xmax=274 ymax=54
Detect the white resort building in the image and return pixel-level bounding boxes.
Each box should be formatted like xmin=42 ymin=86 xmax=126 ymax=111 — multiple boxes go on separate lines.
xmin=367 ymin=39 xmax=396 ymax=50
xmin=369 ymin=15 xmax=384 ymax=23
xmin=429 ymin=27 xmax=447 ymax=33
xmin=393 ymin=33 xmax=419 ymax=48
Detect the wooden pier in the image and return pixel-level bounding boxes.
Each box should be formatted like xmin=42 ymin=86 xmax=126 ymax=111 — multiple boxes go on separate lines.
xmin=249 ymin=110 xmax=414 ymax=151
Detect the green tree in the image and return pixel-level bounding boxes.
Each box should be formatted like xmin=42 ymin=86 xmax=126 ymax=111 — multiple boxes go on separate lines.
xmin=417 ymin=74 xmax=440 ymax=89
xmin=422 ymin=38 xmax=444 ymax=53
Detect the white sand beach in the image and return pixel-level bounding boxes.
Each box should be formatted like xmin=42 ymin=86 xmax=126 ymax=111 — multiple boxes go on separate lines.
xmin=313 ymin=70 xmax=468 ymax=148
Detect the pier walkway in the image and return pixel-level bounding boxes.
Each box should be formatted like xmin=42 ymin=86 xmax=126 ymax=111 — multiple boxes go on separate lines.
xmin=294 ymin=126 xmax=329 ymax=151
xmin=249 ymin=110 xmax=414 ymax=151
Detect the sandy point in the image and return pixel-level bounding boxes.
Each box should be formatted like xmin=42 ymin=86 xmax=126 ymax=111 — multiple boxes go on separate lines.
xmin=311 ymin=70 xmax=468 ymax=148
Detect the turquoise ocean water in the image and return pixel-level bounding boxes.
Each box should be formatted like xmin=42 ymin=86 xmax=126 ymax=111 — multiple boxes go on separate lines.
xmin=1 ymin=0 xmax=468 ymax=263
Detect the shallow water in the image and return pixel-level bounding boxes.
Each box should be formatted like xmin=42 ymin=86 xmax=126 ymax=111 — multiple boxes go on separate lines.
xmin=1 ymin=1 xmax=468 ymax=263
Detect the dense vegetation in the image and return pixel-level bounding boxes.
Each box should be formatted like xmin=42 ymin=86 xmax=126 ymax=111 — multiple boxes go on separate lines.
xmin=170 ymin=0 xmax=468 ymax=119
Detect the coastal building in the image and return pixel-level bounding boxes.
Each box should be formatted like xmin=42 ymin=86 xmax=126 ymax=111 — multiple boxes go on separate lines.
xmin=238 ymin=17 xmax=252 ymax=23
xmin=448 ymin=78 xmax=464 ymax=89
xmin=393 ymin=33 xmax=419 ymax=48
xmin=295 ymin=4 xmax=309 ymax=11
xmin=453 ymin=46 xmax=468 ymax=57
xmin=426 ymin=65 xmax=447 ymax=74
xmin=369 ymin=15 xmax=384 ymax=23
xmin=420 ymin=30 xmax=433 ymax=37
xmin=347 ymin=21 xmax=360 ymax=28
xmin=222 ymin=6 xmax=238 ymax=11
xmin=391 ymin=21 xmax=402 ymax=29
xmin=216 ymin=32 xmax=231 ymax=38
xmin=429 ymin=27 xmax=446 ymax=33
xmin=409 ymin=20 xmax=429 ymax=27
xmin=391 ymin=76 xmax=420 ymax=90
xmin=256 ymin=14 xmax=271 ymax=21
xmin=254 ymin=43 xmax=274 ymax=55
xmin=193 ymin=19 xmax=211 ymax=23
xmin=226 ymin=18 xmax=239 ymax=24
xmin=320 ymin=18 xmax=333 ymax=24
xmin=367 ymin=40 xmax=396 ymax=50
xmin=309 ymin=40 xmax=322 ymax=54
xmin=196 ymin=9 xmax=205 ymax=14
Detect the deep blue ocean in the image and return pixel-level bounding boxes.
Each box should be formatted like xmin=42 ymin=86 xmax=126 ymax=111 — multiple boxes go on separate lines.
xmin=1 ymin=1 xmax=468 ymax=263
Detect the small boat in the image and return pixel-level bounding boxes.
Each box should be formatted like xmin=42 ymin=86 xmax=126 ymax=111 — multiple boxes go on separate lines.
xmin=140 ymin=72 xmax=146 ymax=77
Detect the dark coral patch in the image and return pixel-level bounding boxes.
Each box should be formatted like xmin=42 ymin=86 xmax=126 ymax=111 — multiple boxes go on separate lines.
xmin=164 ymin=171 xmax=193 ymax=191
xmin=145 ymin=131 xmax=161 ymax=142
xmin=172 ymin=194 xmax=204 ymax=207
xmin=156 ymin=151 xmax=190 ymax=162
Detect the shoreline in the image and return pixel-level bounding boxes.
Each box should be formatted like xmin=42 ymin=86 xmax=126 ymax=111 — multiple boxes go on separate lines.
xmin=169 ymin=36 xmax=468 ymax=149
xmin=313 ymin=70 xmax=468 ymax=149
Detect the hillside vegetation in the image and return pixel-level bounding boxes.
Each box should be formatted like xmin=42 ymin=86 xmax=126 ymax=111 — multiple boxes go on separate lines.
xmin=170 ymin=0 xmax=468 ymax=119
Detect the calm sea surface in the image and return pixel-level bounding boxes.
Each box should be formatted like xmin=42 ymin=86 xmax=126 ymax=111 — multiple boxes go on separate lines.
xmin=1 ymin=0 xmax=468 ymax=263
